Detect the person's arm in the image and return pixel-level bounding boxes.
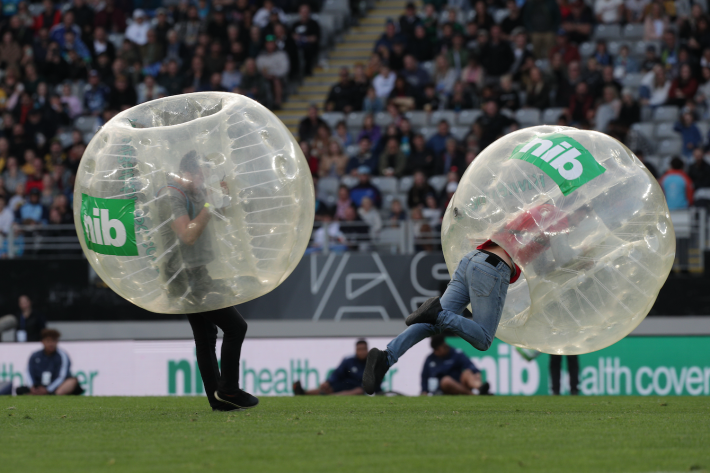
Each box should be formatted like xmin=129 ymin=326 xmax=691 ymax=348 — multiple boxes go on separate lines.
xmin=327 ymin=358 xmax=348 ymax=385
xmin=170 ymin=205 xmax=211 ymax=246
xmin=421 ymin=357 xmax=430 ymax=394
xmin=46 ymin=349 xmax=70 ymax=394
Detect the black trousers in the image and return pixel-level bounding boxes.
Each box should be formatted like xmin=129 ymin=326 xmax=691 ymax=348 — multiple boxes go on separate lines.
xmin=549 ymin=355 xmax=579 ymax=395
xmin=187 ymin=306 xmax=248 ymax=408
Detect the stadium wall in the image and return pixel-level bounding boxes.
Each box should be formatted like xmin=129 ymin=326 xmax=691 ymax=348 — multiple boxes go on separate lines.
xmin=1 ymin=336 xmax=708 ymax=397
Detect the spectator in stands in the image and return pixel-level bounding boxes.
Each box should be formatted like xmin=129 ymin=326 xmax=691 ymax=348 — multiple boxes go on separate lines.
xmin=12 ymin=295 xmax=46 ymax=343
xmin=496 ymin=75 xmax=519 ymax=111
xmin=108 ymin=75 xmax=137 ymax=111
xmin=334 ymin=185 xmax=353 ymax=221
xmin=421 ymin=335 xmax=490 ymax=395
xmin=595 ymin=0 xmax=623 ymax=24
xmin=569 ymin=81 xmax=595 ymax=125
xmin=319 ymin=140 xmax=349 ymax=178
xmin=125 ymin=10 xmax=150 ymax=47
xmin=83 ymin=70 xmax=110 ymax=116
xmin=347 ymin=137 xmax=378 ymax=175
xmin=640 ymin=64 xmax=671 ymax=108
xmin=388 ymin=199 xmax=407 ymax=222
xmin=660 ymin=30 xmax=679 ymax=71
xmin=0 ymin=196 xmax=13 ymax=236
xmin=136 ymin=75 xmax=166 ymax=104
xmin=405 ymin=134 xmax=436 ymax=176
xmin=16 ymin=329 xmax=83 ymax=396
xmin=350 ymin=167 xmax=381 ymax=208
xmin=379 ymin=136 xmax=407 ymax=177
xmin=625 ymin=0 xmax=648 ymax=23
xmin=668 ymin=63 xmax=699 ymax=107
xmin=333 ymin=121 xmax=354 ymax=149
xmin=375 ymin=19 xmax=402 ymax=54
xmin=549 ymin=31 xmax=579 ymax=66
xmin=474 ymin=100 xmax=512 ymax=149
xmin=254 ymin=0 xmax=287 ymax=28
xmin=660 ymin=157 xmax=694 ymax=210
xmin=408 ymin=170 xmax=436 ymax=209
xmin=674 ymin=110 xmax=703 ymax=160
xmin=256 ymin=35 xmax=289 ymax=109
xmin=363 ymin=86 xmax=384 ymax=113
xmin=596 ymin=86 xmax=621 ymax=132
xmin=562 ymin=0 xmax=594 ymax=45
xmin=524 ymin=67 xmax=551 ymax=110
xmin=2 ymin=156 xmax=26 ymax=194
xmin=291 ymin=4 xmax=320 ymax=76
xmin=634 ymin=149 xmax=659 ymax=179
xmin=399 ymin=2 xmax=420 ymax=40
xmin=293 ymin=340 xmax=375 ymax=395
xmin=500 ymin=0 xmax=523 ymax=38
xmin=641 ymin=44 xmax=660 ymax=73
xmin=689 ymin=149 xmax=710 ymax=208
xmin=358 ymin=196 xmax=382 ymax=239
xmin=325 ymin=67 xmax=355 ymax=113
xmin=417 ymin=83 xmax=442 ymax=112
xmin=480 ymin=25 xmax=514 ymax=80
xmin=357 ymin=114 xmax=381 ymax=149
xmin=427 ymin=120 xmax=453 ymax=156
xmin=438 ymin=138 xmax=466 ymax=176
xmin=373 ymin=64 xmax=396 ymax=99
xmin=402 ymin=55 xmax=430 ymax=91
xmin=8 ymin=184 xmax=26 ymax=215
xmin=433 ymin=54 xmax=457 ymax=97
xmin=19 ymin=188 xmax=46 ymax=225
xmin=644 ymin=3 xmax=669 ymax=42
xmin=523 ymin=0 xmax=561 ymax=59
xmin=389 ymin=76 xmax=417 ymax=113
xmin=422 ymin=193 xmax=442 ymax=227
xmin=409 ymin=24 xmax=436 ymax=63
xmin=298 ymin=104 xmax=326 ymax=143
xmin=613 ymin=45 xmax=640 ymax=80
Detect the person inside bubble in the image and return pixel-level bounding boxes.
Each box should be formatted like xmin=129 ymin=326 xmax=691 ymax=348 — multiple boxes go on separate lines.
xmin=157 ymin=149 xmax=231 ymax=305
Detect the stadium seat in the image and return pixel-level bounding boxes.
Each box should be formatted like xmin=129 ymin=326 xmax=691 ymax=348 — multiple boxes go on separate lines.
xmin=631 ymin=122 xmax=655 ymax=140
xmin=317 ymin=177 xmax=339 ymax=200
xmin=634 ymin=40 xmax=659 ymax=56
xmin=623 ymin=23 xmax=645 ymax=40
xmin=375 ymin=227 xmax=405 ymax=252
xmin=83 ymin=132 xmax=95 ymax=144
xmin=697 ymin=121 xmax=710 ymax=145
xmin=420 ymin=126 xmax=436 ymax=140
xmin=322 ymin=112 xmax=345 ymax=129
xmin=535 ymin=59 xmax=550 ymax=73
xmin=655 ymin=122 xmax=677 ymax=139
xmin=623 ymin=73 xmax=644 ymax=88
xmin=644 ymin=154 xmax=665 ymax=172
xmin=346 ymin=111 xmax=365 ymax=129
xmin=457 ymin=110 xmax=482 ymax=125
xmin=405 ymin=110 xmax=428 ymax=127
xmin=345 ymin=144 xmax=359 ymax=157
xmin=75 ymin=116 xmax=98 ymax=134
xmin=493 ymin=9 xmax=509 ymax=24
xmin=515 ymin=109 xmax=541 ymax=127
xmin=421 ymin=61 xmax=435 ymax=78
xmin=58 ymin=131 xmax=73 ymax=148
xmin=341 ymin=175 xmax=358 ymax=188
xmin=595 ymin=24 xmax=622 ymax=40
xmin=653 ymin=106 xmax=679 ymax=123
xmin=431 ymin=110 xmax=457 ymax=126
xmin=542 ymin=107 xmax=566 ymax=124
xmin=108 ymin=33 xmax=124 ymax=50
xmin=399 ymin=175 xmax=414 ymax=193
xmin=579 ymin=42 xmax=595 ymax=57
xmin=428 ymin=175 xmax=448 ymax=193
xmin=374 ymin=111 xmax=393 ymax=127
xmin=451 ymin=126 xmax=468 ymax=141
xmin=371 ymin=177 xmax=397 ymax=195
xmin=608 ymin=41 xmax=622 ymax=55
xmin=658 ymin=139 xmax=682 ymax=156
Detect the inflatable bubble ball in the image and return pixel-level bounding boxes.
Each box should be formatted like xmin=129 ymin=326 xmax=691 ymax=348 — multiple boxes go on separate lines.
xmin=441 ymin=126 xmax=675 ymax=354
xmin=73 ymin=93 xmax=315 ymax=314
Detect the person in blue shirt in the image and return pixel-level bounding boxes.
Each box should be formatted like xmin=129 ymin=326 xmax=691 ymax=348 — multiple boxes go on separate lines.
xmin=293 ymin=340 xmax=377 ymax=395
xmin=17 ymin=329 xmax=83 ymax=396
xmin=673 ymin=111 xmax=703 ymax=160
xmin=420 ymin=335 xmax=490 ymax=395
xmin=19 ymin=188 xmax=47 ymax=224
xmin=426 ymin=120 xmax=453 ymax=157
xmin=349 ymin=167 xmax=382 ymax=208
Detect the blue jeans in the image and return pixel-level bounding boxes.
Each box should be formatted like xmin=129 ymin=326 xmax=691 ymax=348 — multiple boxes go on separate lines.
xmin=385 ymin=250 xmax=511 ymax=366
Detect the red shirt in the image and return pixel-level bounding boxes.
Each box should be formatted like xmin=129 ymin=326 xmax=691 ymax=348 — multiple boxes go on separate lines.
xmin=477 ymin=240 xmax=521 ymax=283
xmin=479 ymin=204 xmax=569 ymax=284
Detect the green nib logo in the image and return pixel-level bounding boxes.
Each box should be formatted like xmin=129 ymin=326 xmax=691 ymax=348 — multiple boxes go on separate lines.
xmin=80 ymin=194 xmax=138 ymax=256
xmin=510 ymin=133 xmax=606 ymax=196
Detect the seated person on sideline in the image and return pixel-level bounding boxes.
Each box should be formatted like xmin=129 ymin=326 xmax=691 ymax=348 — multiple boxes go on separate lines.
xmin=16 ymin=329 xmax=84 ymax=396
xmin=293 ymin=340 xmax=378 ymax=395
xmin=422 ymin=335 xmax=490 ymax=395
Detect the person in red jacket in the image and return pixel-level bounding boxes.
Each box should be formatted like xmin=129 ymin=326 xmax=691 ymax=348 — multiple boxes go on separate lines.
xmin=363 ymin=202 xmax=576 ymax=394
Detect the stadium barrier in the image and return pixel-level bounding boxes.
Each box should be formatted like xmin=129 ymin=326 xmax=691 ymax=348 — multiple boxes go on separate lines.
xmin=1 ymin=336 xmax=708 ymax=397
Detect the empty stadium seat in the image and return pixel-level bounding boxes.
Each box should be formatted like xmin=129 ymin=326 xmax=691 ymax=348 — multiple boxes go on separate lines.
xmin=608 ymin=41 xmax=622 ymax=55
xmin=634 ymin=40 xmax=658 ymax=56
xmin=623 ymin=23 xmax=645 ymax=40
xmin=420 ymin=126 xmax=436 ymax=140
xmin=457 ymin=110 xmax=481 ymax=126
xmin=322 ymin=112 xmax=345 ymax=128
xmin=655 ymin=122 xmax=677 ymax=139
xmin=697 ymin=121 xmax=710 ymax=144
xmin=341 ymin=175 xmax=358 ymax=188
xmin=579 ymin=42 xmax=595 ymax=57
xmin=405 ymin=111 xmax=428 ymax=127
xmin=345 ymin=144 xmax=360 ymax=157
xmin=658 ymin=139 xmax=682 ymax=156
xmin=515 ymin=109 xmax=541 ymax=127
xmin=346 ymin=111 xmax=365 ymax=129
xmin=653 ymin=106 xmax=679 ymax=122
xmin=399 ymin=175 xmax=414 ymax=193
xmin=371 ymin=177 xmax=398 ymax=195
xmin=83 ymin=132 xmax=95 ymax=144
xmin=428 ymin=175 xmax=448 ymax=193
xmin=450 ymin=126 xmax=468 ymax=141
xmin=595 ymin=24 xmax=622 ymax=40
xmin=431 ymin=110 xmax=457 ymax=126
xmin=75 ymin=116 xmax=98 ymax=134
xmin=542 ymin=107 xmax=566 ymax=124
xmin=317 ymin=177 xmax=339 ymax=199
xmin=623 ymin=72 xmax=644 ymax=88
xmin=374 ymin=111 xmax=393 ymax=127
xmin=631 ymin=122 xmax=655 ymax=140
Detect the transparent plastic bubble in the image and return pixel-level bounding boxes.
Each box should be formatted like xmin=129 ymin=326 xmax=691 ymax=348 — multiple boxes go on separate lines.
xmin=441 ymin=126 xmax=675 ymax=354
xmin=73 ymin=93 xmax=315 ymax=314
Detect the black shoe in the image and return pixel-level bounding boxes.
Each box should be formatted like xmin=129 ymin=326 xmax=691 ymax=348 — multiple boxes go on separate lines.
xmin=292 ymin=381 xmax=305 ymax=395
xmin=214 ymin=389 xmax=259 ymax=409
xmin=363 ymin=348 xmax=389 ymax=395
xmin=405 ymin=297 xmax=442 ymax=326
xmin=212 ymin=404 xmax=244 ymax=412
xmin=479 ymin=381 xmax=491 ymax=395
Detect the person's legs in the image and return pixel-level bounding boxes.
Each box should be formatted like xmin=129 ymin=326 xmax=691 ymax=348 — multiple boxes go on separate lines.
xmin=55 ymin=377 xmax=79 ymax=395
xmin=440 ymin=375 xmax=474 ymax=395
xmin=436 ymin=252 xmax=510 ymax=351
xmin=567 ymin=355 xmax=580 ymax=394
xmin=460 ymin=369 xmax=483 ymax=390
xmin=187 ymin=313 xmax=221 ymax=408
xmin=549 ymin=355 xmax=562 ymax=395
xmin=202 ymin=306 xmax=248 ymax=394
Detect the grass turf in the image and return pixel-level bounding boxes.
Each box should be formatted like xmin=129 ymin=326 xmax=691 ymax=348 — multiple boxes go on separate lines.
xmin=1 ymin=396 xmax=709 ymax=473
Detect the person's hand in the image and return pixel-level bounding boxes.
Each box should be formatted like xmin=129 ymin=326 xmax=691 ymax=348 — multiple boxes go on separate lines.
xmin=220 ymin=181 xmax=229 ymax=195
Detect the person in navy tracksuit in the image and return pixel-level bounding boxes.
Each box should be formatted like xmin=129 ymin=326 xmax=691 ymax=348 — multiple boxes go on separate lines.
xmin=420 ymin=335 xmax=490 ymax=395
xmin=18 ymin=329 xmax=83 ymax=395
xmin=293 ymin=340 xmax=379 ymax=395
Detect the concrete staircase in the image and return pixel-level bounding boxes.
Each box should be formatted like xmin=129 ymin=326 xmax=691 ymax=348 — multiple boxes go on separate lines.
xmin=276 ymin=0 xmax=403 ymax=136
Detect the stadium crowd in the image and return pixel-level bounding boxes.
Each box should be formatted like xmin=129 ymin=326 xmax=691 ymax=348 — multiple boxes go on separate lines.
xmin=305 ymin=0 xmax=710 ymax=250
xmin=0 ymin=0 xmax=327 ymax=256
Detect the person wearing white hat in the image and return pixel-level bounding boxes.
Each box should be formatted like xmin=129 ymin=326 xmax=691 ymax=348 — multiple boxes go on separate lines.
xmin=125 ymin=9 xmax=150 ymax=46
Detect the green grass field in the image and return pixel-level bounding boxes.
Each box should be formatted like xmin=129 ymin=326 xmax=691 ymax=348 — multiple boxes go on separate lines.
xmin=1 ymin=396 xmax=709 ymax=472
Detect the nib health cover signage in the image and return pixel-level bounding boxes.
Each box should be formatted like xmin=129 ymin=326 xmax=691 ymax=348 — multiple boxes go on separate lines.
xmin=1 ymin=337 xmax=709 ymax=396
